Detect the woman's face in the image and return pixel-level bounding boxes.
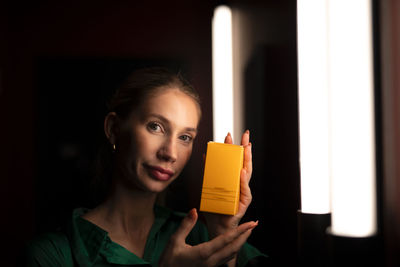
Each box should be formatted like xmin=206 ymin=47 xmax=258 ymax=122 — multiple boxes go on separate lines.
xmin=115 ymin=88 xmax=200 ymax=193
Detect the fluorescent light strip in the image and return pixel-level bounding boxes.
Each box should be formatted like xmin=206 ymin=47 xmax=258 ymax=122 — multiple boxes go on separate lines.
xmin=297 ymin=0 xmax=331 ymax=214
xmin=212 ymin=5 xmax=234 ymax=142
xmin=329 ymin=0 xmax=377 ymax=237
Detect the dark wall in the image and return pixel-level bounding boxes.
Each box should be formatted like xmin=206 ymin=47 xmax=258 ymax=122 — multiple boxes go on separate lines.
xmin=34 ymin=58 xmax=191 ymax=232
xmin=381 ymin=0 xmax=400 ymax=266
xmin=0 ymin=1 xmax=301 ymax=266
xmin=0 ymin=2 xmax=215 ymax=265
xmin=243 ymin=44 xmax=299 ymax=266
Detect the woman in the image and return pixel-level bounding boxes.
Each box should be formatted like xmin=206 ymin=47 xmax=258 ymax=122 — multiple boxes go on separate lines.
xmin=24 ymin=67 xmax=266 ymax=266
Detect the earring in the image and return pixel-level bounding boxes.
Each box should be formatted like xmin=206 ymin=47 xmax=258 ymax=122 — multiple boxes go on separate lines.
xmin=112 ymin=143 xmax=116 ymax=152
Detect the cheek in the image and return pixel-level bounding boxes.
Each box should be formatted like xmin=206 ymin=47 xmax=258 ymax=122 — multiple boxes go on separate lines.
xmin=118 ymin=130 xmax=149 ymax=165
xmin=133 ymin=132 xmax=160 ymax=160
xmin=177 ymin=147 xmax=193 ymax=167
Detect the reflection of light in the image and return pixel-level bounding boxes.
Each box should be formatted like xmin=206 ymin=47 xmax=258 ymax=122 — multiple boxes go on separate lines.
xmin=329 ymin=0 xmax=376 ymax=237
xmin=297 ymin=0 xmax=331 ymax=214
xmin=212 ymin=5 xmax=233 ymax=142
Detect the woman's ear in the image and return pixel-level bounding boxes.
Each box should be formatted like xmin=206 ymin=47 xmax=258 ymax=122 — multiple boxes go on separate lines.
xmin=104 ymin=112 xmax=119 ymax=145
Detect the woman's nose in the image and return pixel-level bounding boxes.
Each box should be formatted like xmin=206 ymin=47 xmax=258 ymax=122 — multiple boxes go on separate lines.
xmin=157 ymin=138 xmax=177 ymax=162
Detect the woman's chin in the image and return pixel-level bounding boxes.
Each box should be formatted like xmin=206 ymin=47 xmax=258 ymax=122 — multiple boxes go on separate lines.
xmin=136 ymin=178 xmax=172 ymax=194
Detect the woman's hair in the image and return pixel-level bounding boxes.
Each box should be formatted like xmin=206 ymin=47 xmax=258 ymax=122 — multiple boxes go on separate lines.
xmin=91 ymin=67 xmax=201 ymax=205
xmin=108 ymin=67 xmax=201 ymax=119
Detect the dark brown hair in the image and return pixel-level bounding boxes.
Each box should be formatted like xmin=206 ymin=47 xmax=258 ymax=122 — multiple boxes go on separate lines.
xmin=91 ymin=67 xmax=201 ymax=205
xmin=108 ymin=67 xmax=201 ymax=119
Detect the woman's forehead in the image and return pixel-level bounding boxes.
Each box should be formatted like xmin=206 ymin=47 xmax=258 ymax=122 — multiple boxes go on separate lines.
xmin=138 ymin=89 xmax=200 ymax=128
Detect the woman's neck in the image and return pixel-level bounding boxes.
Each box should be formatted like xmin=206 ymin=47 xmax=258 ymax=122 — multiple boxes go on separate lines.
xmin=82 ymin=182 xmax=158 ymax=257
xmin=84 ymin=181 xmax=157 ymax=232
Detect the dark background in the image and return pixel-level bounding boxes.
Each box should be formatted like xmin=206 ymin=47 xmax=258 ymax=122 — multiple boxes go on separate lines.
xmin=1 ymin=1 xmax=399 ymax=266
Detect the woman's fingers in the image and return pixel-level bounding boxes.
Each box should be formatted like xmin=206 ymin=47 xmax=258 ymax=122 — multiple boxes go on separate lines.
xmin=198 ymin=221 xmax=258 ymax=266
xmin=198 ymin=221 xmax=257 ymax=257
xmin=225 ymin=130 xmax=251 ymax=147
xmin=171 ymin=208 xmax=198 ymax=243
xmin=160 ymin=211 xmax=258 ymax=267
xmin=243 ymin=142 xmax=253 ymax=180
xmin=240 ymin=168 xmax=253 ymax=203
xmin=224 ymin=132 xmax=233 ymax=144
xmin=207 ymin=223 xmax=256 ymax=266
xmin=241 ymin=130 xmax=250 ymax=146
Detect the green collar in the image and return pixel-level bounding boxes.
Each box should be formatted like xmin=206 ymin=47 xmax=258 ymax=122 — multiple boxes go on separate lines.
xmin=67 ymin=206 xmax=173 ymax=266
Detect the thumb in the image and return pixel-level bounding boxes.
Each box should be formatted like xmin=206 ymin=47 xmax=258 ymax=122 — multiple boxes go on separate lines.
xmin=172 ymin=208 xmax=198 ymax=242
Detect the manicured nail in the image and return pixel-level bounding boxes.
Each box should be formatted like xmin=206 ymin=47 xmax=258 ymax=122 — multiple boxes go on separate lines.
xmin=250 ymin=221 xmax=258 ymax=230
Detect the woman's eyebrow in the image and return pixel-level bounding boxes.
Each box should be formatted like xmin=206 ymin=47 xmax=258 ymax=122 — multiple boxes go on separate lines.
xmin=184 ymin=127 xmax=198 ymax=134
xmin=147 ymin=113 xmax=170 ymax=124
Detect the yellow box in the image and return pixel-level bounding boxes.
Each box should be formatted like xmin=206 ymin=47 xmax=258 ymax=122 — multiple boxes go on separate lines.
xmin=199 ymin=142 xmax=244 ymax=215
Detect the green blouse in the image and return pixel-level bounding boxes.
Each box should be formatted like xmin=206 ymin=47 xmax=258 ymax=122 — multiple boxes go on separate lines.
xmin=23 ymin=206 xmax=266 ymax=266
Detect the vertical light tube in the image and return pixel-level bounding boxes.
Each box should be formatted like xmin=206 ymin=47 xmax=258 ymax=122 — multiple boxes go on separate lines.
xmin=212 ymin=5 xmax=234 ymax=142
xmin=297 ymin=0 xmax=331 ymax=214
xmin=329 ymin=0 xmax=376 ymax=237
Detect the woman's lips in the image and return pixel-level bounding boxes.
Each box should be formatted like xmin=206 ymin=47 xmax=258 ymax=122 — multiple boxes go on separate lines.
xmin=145 ymin=165 xmax=174 ymax=181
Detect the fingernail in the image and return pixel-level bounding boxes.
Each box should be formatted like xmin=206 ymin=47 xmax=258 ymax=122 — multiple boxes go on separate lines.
xmin=249 ymin=221 xmax=258 ymax=230
xmin=228 ymin=132 xmax=232 ymax=137
xmin=245 ymin=221 xmax=258 ymax=231
xmin=245 ymin=129 xmax=250 ymax=134
xmin=188 ymin=208 xmax=196 ymax=220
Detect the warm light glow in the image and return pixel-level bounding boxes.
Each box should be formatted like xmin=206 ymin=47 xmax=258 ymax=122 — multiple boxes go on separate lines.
xmin=212 ymin=5 xmax=234 ymax=142
xmin=329 ymin=0 xmax=377 ymax=237
xmin=297 ymin=0 xmax=331 ymax=214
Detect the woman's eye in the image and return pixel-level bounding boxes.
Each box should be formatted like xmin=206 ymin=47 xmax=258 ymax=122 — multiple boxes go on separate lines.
xmin=179 ymin=135 xmax=193 ymax=143
xmin=147 ymin=122 xmax=162 ymax=133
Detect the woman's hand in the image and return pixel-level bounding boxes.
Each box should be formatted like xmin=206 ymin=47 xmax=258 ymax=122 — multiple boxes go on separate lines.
xmin=201 ymin=130 xmax=253 ymax=266
xmin=203 ymin=130 xmax=253 ymax=238
xmin=158 ymin=208 xmax=257 ymax=267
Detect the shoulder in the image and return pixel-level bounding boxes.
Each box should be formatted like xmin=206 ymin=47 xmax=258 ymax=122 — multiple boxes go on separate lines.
xmin=22 ymin=231 xmax=73 ymax=266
